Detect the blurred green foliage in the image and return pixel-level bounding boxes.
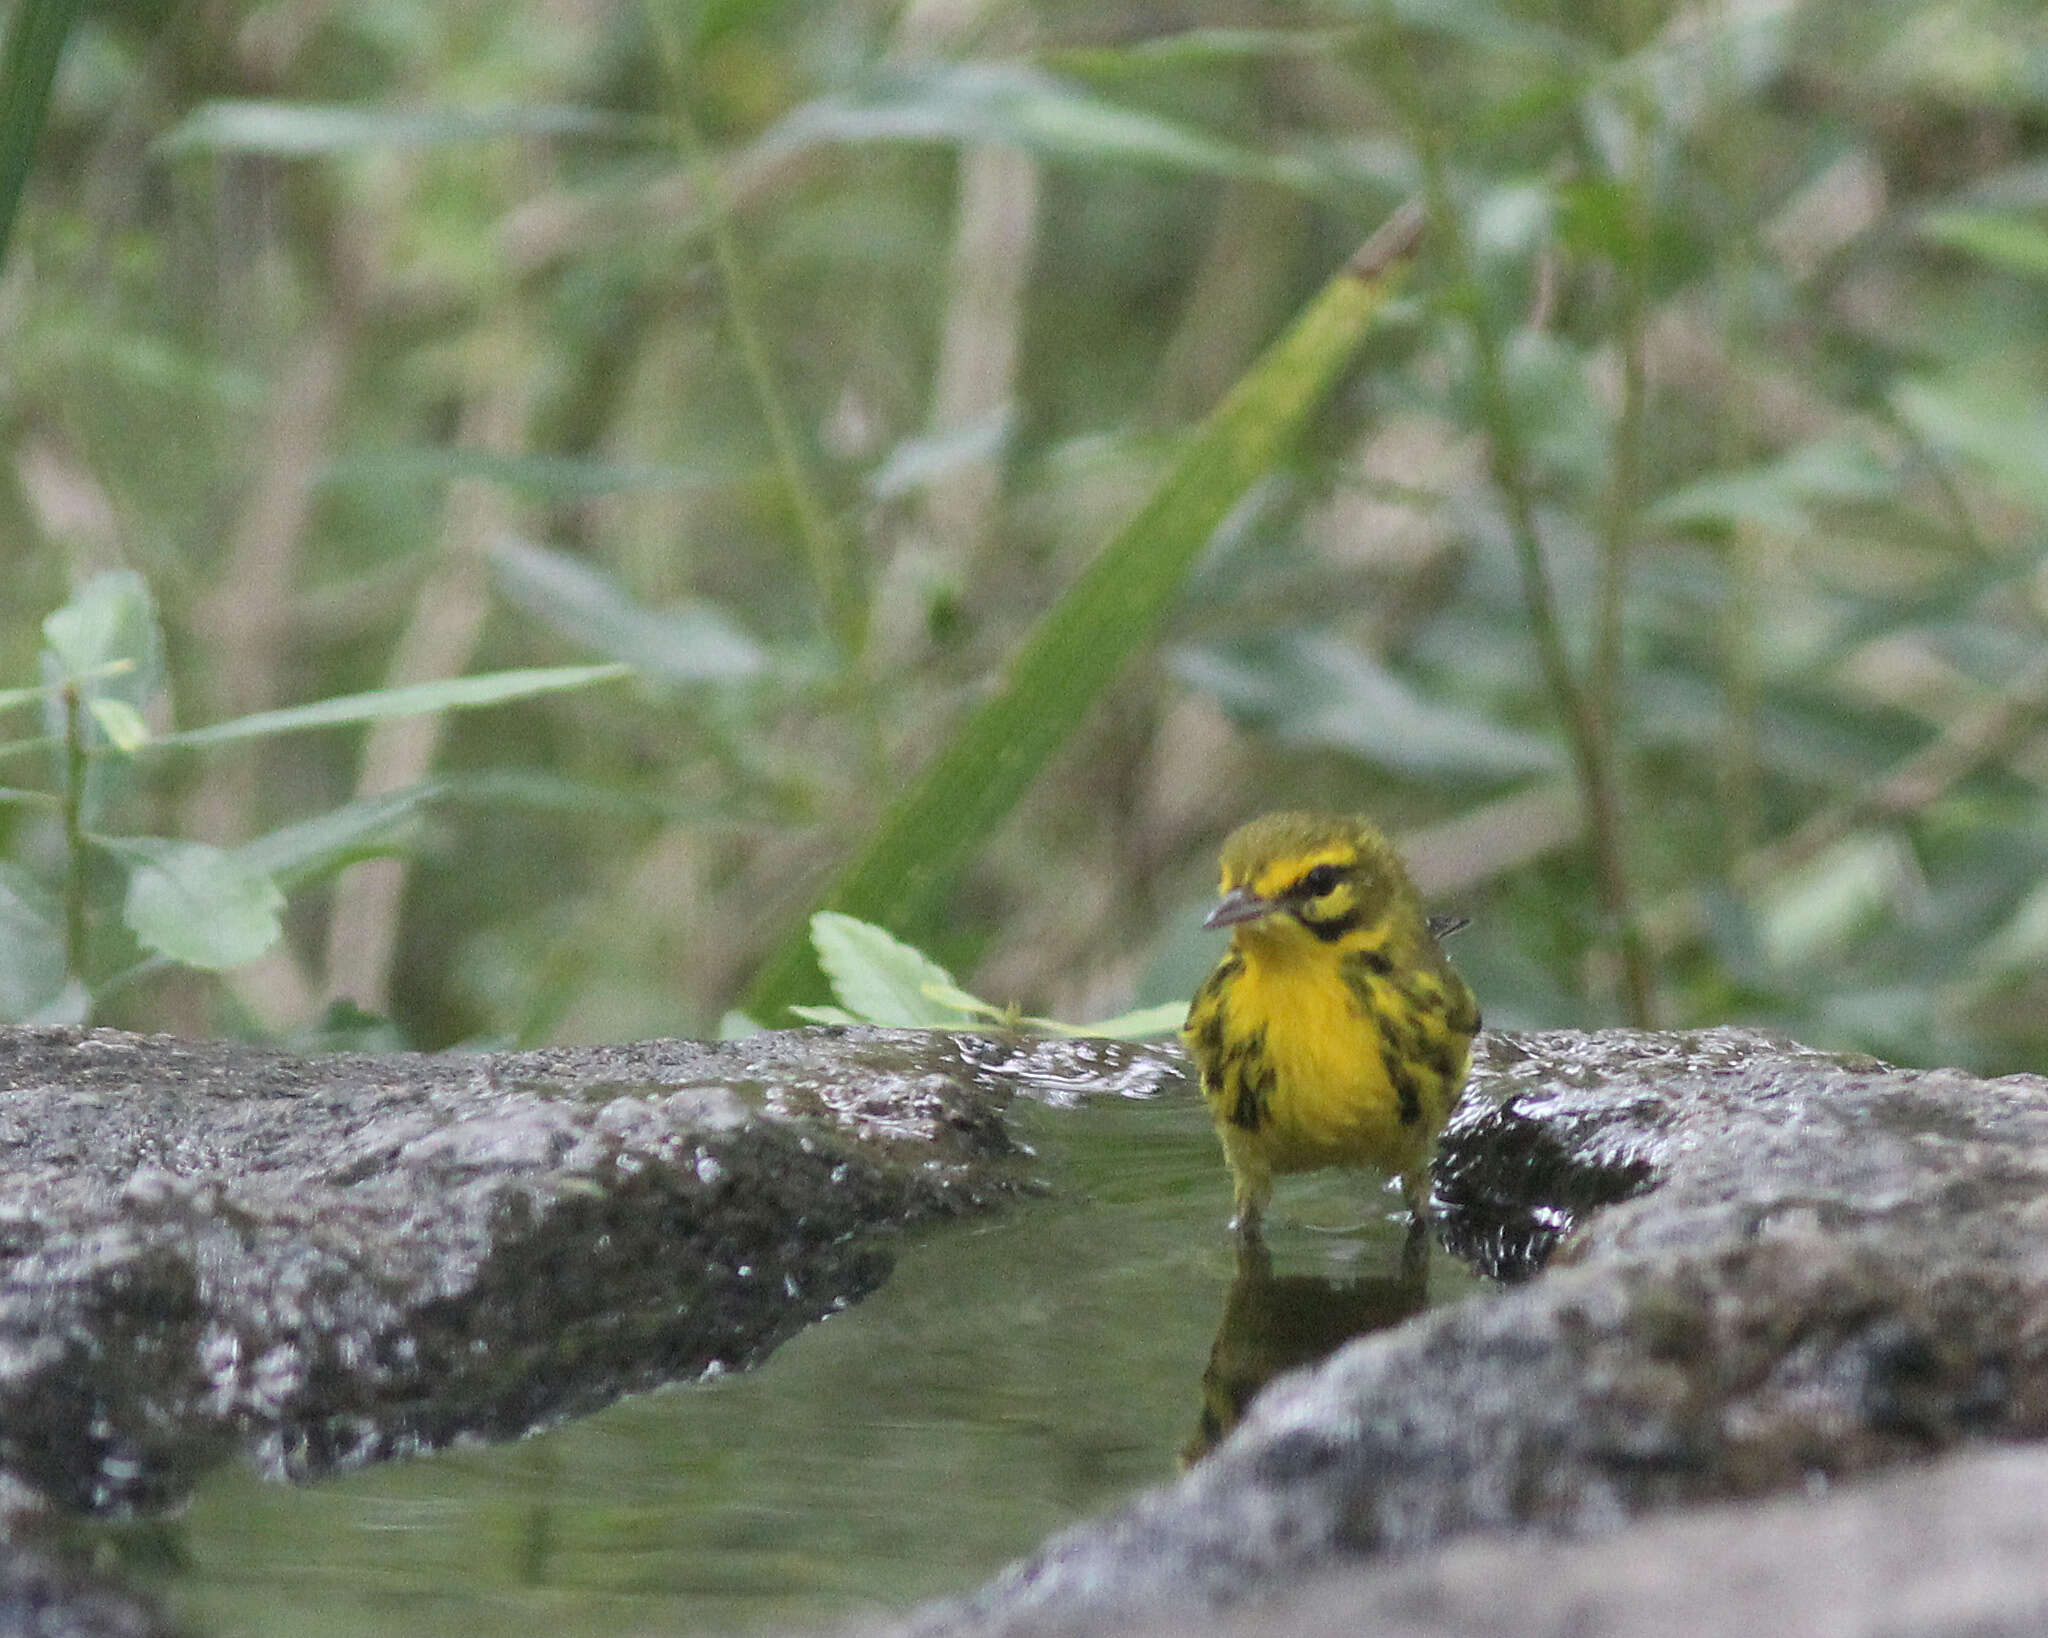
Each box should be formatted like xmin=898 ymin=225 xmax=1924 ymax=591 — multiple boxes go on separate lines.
xmin=0 ymin=0 xmax=2042 ymax=1072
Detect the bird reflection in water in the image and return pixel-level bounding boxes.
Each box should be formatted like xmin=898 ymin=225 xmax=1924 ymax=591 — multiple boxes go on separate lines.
xmin=1183 ymin=1228 xmax=1429 ymax=1465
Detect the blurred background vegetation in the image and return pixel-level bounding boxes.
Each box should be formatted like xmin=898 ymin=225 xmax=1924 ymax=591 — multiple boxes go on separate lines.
xmin=0 ymin=0 xmax=2044 ymax=1072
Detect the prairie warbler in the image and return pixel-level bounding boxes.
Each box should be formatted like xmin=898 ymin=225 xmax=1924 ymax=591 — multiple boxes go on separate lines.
xmin=1182 ymin=812 xmax=1480 ymax=1236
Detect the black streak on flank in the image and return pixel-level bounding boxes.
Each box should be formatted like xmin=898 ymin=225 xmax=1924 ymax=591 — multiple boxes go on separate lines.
xmin=1192 ymin=962 xmax=1237 ymax=1060
xmin=1228 ymin=1028 xmax=1270 ymax=1131
xmin=1383 ymin=1040 xmax=1423 ymax=1126
xmin=1422 ymin=1035 xmax=1459 ymax=1085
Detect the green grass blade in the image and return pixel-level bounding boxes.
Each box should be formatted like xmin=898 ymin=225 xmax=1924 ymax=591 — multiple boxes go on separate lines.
xmin=157 ymin=101 xmax=651 ymax=159
xmin=235 ymin=782 xmax=449 ymax=890
xmin=0 ymin=0 xmax=81 ymax=275
xmin=152 ymin=664 xmax=631 ymax=749
xmin=757 ymin=62 xmax=1327 ymax=195
xmin=741 ymin=206 xmax=1424 ymax=1019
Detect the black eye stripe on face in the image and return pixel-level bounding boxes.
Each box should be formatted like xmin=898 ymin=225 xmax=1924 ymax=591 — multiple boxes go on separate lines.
xmin=1297 ymin=863 xmax=1345 ymax=898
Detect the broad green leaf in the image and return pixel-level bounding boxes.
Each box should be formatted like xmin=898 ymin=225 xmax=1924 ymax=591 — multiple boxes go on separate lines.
xmin=0 ymin=0 xmax=82 ymax=275
xmin=488 ymin=535 xmax=764 ymax=684
xmin=0 ymin=860 xmax=67 ymax=1023
xmin=1921 ymin=210 xmax=2048 ymax=283
xmin=105 ymin=836 xmax=285 ymax=971
xmin=755 ymin=63 xmax=1324 ymax=194
xmin=743 ymin=212 xmax=1423 ymax=1018
xmin=158 ymin=101 xmax=650 ymax=158
xmin=1890 ymin=376 xmax=2048 ymax=515
xmin=1171 ymin=632 xmax=1562 ymax=780
xmin=153 ymin=663 xmax=631 ymax=748
xmin=809 ymin=911 xmax=966 ymax=1027
xmin=235 ymin=783 xmax=447 ymax=890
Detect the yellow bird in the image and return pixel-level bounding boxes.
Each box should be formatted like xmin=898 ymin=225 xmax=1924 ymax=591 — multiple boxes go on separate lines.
xmin=1182 ymin=812 xmax=1480 ymax=1237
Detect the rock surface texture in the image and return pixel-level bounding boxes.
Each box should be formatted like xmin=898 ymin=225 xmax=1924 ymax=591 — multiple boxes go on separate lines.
xmin=886 ymin=1028 xmax=2048 ymax=1638
xmin=2 ymin=1023 xmax=2043 ymax=1638
xmin=0 ymin=1025 xmax=1167 ymax=1518
xmin=1117 ymin=1443 xmax=2048 ymax=1638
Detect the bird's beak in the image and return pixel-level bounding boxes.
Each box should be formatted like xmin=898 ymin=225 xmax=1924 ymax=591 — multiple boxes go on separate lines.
xmin=1203 ymin=886 xmax=1276 ymax=930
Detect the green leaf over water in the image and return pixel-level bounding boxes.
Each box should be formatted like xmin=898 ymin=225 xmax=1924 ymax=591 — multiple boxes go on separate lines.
xmin=808 ymin=911 xmax=967 ymax=1028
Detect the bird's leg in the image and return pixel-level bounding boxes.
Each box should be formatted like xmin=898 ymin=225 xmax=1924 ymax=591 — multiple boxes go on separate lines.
xmin=1399 ymin=1168 xmax=1434 ymax=1278
xmin=1399 ymin=1166 xmax=1433 ymax=1226
xmin=1229 ymin=1179 xmax=1269 ymax=1241
xmin=1224 ymin=1140 xmax=1272 ymax=1240
xmin=1399 ymin=1209 xmax=1432 ymax=1282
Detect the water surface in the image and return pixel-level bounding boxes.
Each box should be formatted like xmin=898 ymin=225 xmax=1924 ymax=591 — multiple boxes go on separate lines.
xmin=161 ymin=1088 xmax=1482 ymax=1635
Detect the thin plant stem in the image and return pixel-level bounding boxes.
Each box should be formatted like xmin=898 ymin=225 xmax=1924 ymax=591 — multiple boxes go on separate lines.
xmin=1588 ymin=98 xmax=1656 ymax=1024
xmin=1719 ymin=524 xmax=1762 ymax=867
xmin=61 ymin=682 xmax=88 ymax=982
xmin=643 ymin=4 xmax=863 ymax=663
xmin=1592 ymin=101 xmax=1649 ymax=757
xmin=1391 ymin=41 xmax=1657 ymax=1025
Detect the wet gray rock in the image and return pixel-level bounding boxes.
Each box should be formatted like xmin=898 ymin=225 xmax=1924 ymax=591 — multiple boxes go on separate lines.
xmin=9 ymin=1021 xmax=2045 ymax=1638
xmin=0 ymin=1024 xmax=1171 ymax=1517
xmin=0 ymin=1540 xmax=172 ymax=1638
xmin=1126 ymin=1441 xmax=2048 ymax=1638
xmin=888 ymin=1027 xmax=2048 ymax=1638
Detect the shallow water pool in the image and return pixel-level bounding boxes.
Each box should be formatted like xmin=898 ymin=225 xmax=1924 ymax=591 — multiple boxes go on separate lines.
xmin=150 ymin=1088 xmax=1483 ymax=1635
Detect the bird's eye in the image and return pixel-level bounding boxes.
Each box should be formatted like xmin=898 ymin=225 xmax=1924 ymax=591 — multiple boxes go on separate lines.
xmin=1297 ymin=864 xmax=1344 ymax=899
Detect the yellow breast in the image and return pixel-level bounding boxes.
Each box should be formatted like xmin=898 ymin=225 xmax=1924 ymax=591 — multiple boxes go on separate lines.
xmin=1207 ymin=940 xmax=1420 ymax=1177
